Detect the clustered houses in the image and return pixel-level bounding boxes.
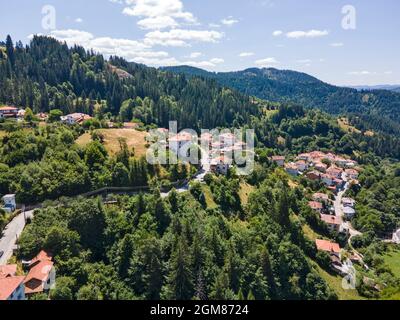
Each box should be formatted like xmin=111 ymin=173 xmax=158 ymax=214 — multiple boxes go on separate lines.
xmin=274 ymin=151 xmax=360 ymax=193
xmin=0 ymin=250 xmax=56 ymax=300
xmin=61 ymin=113 xmax=92 ymax=125
xmin=167 ymin=131 xmax=248 ymax=175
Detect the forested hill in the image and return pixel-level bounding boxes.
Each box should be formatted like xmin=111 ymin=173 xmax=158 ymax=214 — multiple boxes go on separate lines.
xmin=162 ymin=66 xmax=400 ymax=136
xmin=0 ymin=35 xmax=261 ymax=130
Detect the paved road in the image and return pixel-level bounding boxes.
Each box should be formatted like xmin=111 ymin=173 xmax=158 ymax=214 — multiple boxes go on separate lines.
xmin=0 ymin=210 xmax=33 ymax=265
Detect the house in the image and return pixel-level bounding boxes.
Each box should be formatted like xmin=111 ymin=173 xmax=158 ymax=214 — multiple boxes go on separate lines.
xmin=297 ymin=153 xmax=311 ymax=162
xmin=314 ymin=162 xmax=327 ymax=173
xmin=320 ymin=214 xmax=342 ymax=233
xmin=326 ymin=166 xmax=343 ymax=179
xmin=169 ymin=132 xmax=195 ymax=157
xmin=0 ymin=106 xmax=18 ymax=118
xmin=342 ymin=197 xmax=356 ymax=208
xmin=219 ymin=132 xmax=236 ymax=147
xmin=313 ymin=193 xmax=329 ymax=204
xmin=0 ymin=276 xmax=26 ymax=300
xmin=61 ymin=113 xmax=92 ymax=125
xmin=343 ymin=207 xmax=356 ymax=220
xmin=315 ymin=239 xmax=341 ymax=257
xmin=295 ymin=160 xmax=308 ymax=172
xmin=37 ymin=113 xmax=48 ymax=121
xmin=309 ymin=201 xmax=323 ymax=213
xmin=24 ymin=251 xmax=56 ymax=296
xmin=321 ymin=174 xmax=334 ymax=186
xmin=306 ymin=171 xmax=321 ymax=181
xmin=1 ymin=194 xmax=16 ymax=213
xmin=210 ymin=156 xmax=231 ymax=175
xmin=271 ymin=156 xmax=285 ymax=167
xmin=345 ymin=169 xmax=359 ymax=180
xmin=285 ymin=163 xmax=299 ymax=176
xmin=0 ymin=265 xmax=17 ymax=279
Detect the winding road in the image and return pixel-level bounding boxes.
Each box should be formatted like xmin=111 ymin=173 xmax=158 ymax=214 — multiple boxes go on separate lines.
xmin=0 ymin=210 xmax=34 ymax=265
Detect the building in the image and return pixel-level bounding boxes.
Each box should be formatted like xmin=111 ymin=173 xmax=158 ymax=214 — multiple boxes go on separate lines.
xmin=285 ymin=163 xmax=299 ymax=176
xmin=219 ymin=132 xmax=236 ymax=147
xmin=320 ymin=214 xmax=342 ymax=233
xmin=61 ymin=113 xmax=92 ymax=125
xmin=0 ymin=276 xmax=26 ymax=300
xmin=313 ymin=193 xmax=329 ymax=204
xmin=271 ymin=156 xmax=285 ymax=167
xmin=345 ymin=169 xmax=359 ymax=180
xmin=0 ymin=265 xmax=17 ymax=279
xmin=1 ymin=194 xmax=16 ymax=213
xmin=295 ymin=160 xmax=308 ymax=172
xmin=306 ymin=171 xmax=321 ymax=181
xmin=342 ymin=198 xmax=356 ymax=208
xmin=314 ymin=162 xmax=328 ymax=173
xmin=321 ymin=174 xmax=334 ymax=186
xmin=210 ymin=156 xmax=231 ymax=175
xmin=169 ymin=132 xmax=195 ymax=157
xmin=0 ymin=106 xmax=18 ymax=118
xmin=326 ymin=166 xmax=343 ymax=179
xmin=309 ymin=201 xmax=323 ymax=213
xmin=343 ymin=207 xmax=356 ymax=220
xmin=315 ymin=239 xmax=341 ymax=258
xmin=24 ymin=251 xmax=56 ymax=297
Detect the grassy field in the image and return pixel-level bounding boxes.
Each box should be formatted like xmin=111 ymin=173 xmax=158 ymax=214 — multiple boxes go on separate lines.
xmin=238 ymin=182 xmax=254 ymax=206
xmin=201 ymin=185 xmax=218 ymax=209
xmin=310 ymin=259 xmax=364 ymax=300
xmin=76 ymin=128 xmax=149 ymax=158
xmin=0 ymin=130 xmax=6 ymax=139
xmin=338 ymin=118 xmax=361 ymax=134
xmin=382 ymin=246 xmax=400 ymax=278
xmin=302 ymin=224 xmax=324 ymax=242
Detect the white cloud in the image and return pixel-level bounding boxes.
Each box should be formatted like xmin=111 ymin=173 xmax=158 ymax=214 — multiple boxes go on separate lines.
xmin=296 ymin=59 xmax=312 ymax=64
xmin=189 ymin=52 xmax=202 ymax=58
xmin=209 ymin=23 xmax=221 ymax=28
xmin=255 ymin=57 xmax=279 ymax=67
xmin=137 ymin=16 xmax=178 ymax=30
xmin=286 ymin=29 xmax=329 ymax=39
xmin=384 ymin=71 xmax=393 ymax=75
xmin=210 ymin=58 xmax=224 ymax=64
xmin=121 ymin=0 xmax=196 ymax=30
xmin=75 ymin=18 xmax=83 ymax=23
xmin=330 ymin=42 xmax=344 ymax=47
xmin=348 ymin=71 xmax=376 ymax=75
xmin=239 ymin=52 xmax=254 ymax=57
xmin=221 ymin=17 xmax=239 ymax=26
xmin=272 ymin=30 xmax=283 ymax=37
xmin=144 ymin=29 xmax=224 ymax=47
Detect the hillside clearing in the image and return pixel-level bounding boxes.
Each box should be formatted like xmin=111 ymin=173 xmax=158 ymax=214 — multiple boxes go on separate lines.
xmin=382 ymin=247 xmax=400 ymax=278
xmin=76 ymin=129 xmax=149 ymax=158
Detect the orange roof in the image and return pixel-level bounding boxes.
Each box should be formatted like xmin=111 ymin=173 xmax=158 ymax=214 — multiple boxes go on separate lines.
xmin=309 ymin=201 xmax=323 ymax=210
xmin=320 ymin=214 xmax=342 ymax=226
xmin=0 ymin=265 xmax=17 ymax=279
xmin=316 ymin=239 xmax=341 ymax=254
xmin=0 ymin=276 xmax=25 ymax=300
xmin=272 ymin=156 xmax=285 ymax=161
xmin=313 ymin=193 xmax=329 ymax=201
xmin=29 ymin=250 xmax=52 ymax=267
xmin=169 ymin=132 xmax=193 ymax=142
xmin=24 ymin=260 xmax=54 ymax=294
xmin=0 ymin=106 xmax=18 ymax=111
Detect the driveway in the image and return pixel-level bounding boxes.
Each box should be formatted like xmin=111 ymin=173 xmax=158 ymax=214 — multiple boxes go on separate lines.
xmin=0 ymin=210 xmax=33 ymax=265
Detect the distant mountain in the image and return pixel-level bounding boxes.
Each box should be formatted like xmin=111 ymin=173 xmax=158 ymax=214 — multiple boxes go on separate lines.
xmin=162 ymin=66 xmax=400 ymax=135
xmin=349 ymin=85 xmax=400 ymax=91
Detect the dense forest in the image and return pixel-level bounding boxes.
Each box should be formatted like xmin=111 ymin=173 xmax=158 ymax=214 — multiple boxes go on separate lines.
xmin=1 ymin=35 xmax=400 ymax=300
xmin=0 ymin=36 xmax=260 ymax=131
xmin=162 ymin=66 xmax=400 ymax=136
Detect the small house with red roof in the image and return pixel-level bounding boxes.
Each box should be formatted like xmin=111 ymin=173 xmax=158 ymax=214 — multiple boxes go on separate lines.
xmin=0 ymin=106 xmax=18 ymax=118
xmin=24 ymin=251 xmax=56 ymax=296
xmin=0 ymin=276 xmax=25 ymax=300
xmin=320 ymin=214 xmax=342 ymax=233
xmin=315 ymin=239 xmax=341 ymax=258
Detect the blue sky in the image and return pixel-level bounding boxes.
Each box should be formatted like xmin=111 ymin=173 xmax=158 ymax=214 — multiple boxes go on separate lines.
xmin=0 ymin=0 xmax=399 ymax=86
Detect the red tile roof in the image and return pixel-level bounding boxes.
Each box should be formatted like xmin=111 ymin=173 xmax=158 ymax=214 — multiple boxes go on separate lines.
xmin=309 ymin=201 xmax=323 ymax=210
xmin=320 ymin=214 xmax=342 ymax=226
xmin=24 ymin=260 xmax=54 ymax=294
xmin=0 ymin=106 xmax=18 ymax=111
xmin=316 ymin=239 xmax=341 ymax=254
xmin=0 ymin=276 xmax=25 ymax=300
xmin=29 ymin=250 xmax=52 ymax=267
xmin=0 ymin=265 xmax=17 ymax=279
